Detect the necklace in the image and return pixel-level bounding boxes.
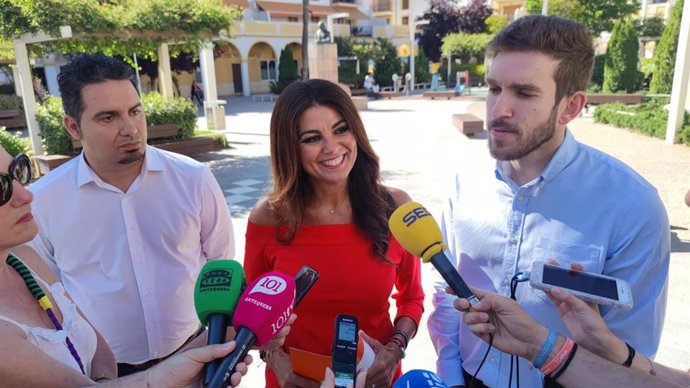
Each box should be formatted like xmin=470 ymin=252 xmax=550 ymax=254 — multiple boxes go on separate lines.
xmin=6 ymin=254 xmax=86 ymax=375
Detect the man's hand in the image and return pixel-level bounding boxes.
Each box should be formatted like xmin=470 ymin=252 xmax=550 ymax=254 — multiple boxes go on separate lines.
xmin=320 ymin=367 xmax=368 ymax=388
xmin=147 ymin=341 xmax=251 ymax=387
xmin=456 ymin=287 xmax=549 ymax=362
xmin=268 ymin=348 xmax=321 ymax=388
xmin=260 ymin=314 xmax=297 ymax=352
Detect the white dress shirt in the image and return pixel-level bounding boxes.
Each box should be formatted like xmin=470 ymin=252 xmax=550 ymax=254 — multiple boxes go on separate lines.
xmin=28 ymin=146 xmax=234 ymax=364
xmin=428 ymin=131 xmax=669 ymax=387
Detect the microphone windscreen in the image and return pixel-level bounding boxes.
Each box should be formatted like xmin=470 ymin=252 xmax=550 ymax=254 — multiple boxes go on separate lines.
xmin=389 ymin=202 xmax=447 ymax=262
xmin=194 ymin=259 xmax=246 ymax=325
xmin=393 ymin=369 xmax=448 ymax=388
xmin=232 ymin=271 xmax=296 ymax=346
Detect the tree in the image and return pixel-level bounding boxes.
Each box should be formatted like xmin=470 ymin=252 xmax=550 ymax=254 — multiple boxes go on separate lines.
xmin=370 ymin=38 xmax=399 ymax=87
xmin=414 ymin=50 xmax=431 ymax=84
xmin=578 ymin=0 xmax=639 ymax=35
xmin=650 ymin=0 xmax=683 ymax=94
xmin=417 ymin=0 xmax=462 ymax=62
xmin=485 ymin=14 xmax=509 ymax=34
xmin=0 ymin=0 xmax=239 ymax=61
xmin=457 ymin=0 xmax=493 ymax=33
xmin=270 ymin=46 xmax=299 ymax=94
xmin=301 ymin=0 xmax=309 ymax=79
xmin=603 ymin=19 xmax=641 ymax=93
xmin=523 ymin=0 xmax=637 ymax=35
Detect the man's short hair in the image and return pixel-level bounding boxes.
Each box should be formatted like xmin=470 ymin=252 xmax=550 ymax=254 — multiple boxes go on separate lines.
xmin=57 ymin=53 xmax=137 ymax=123
xmin=487 ymin=15 xmax=594 ymax=103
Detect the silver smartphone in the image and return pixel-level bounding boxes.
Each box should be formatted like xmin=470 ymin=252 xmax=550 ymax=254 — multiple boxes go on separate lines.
xmin=529 ymin=262 xmax=633 ymax=310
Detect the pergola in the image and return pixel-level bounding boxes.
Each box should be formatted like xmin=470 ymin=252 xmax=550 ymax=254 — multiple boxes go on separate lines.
xmin=12 ymin=27 xmax=225 ymax=155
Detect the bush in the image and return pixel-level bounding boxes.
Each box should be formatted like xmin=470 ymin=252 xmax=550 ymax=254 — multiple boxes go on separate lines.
xmin=142 ymin=92 xmax=197 ymax=139
xmin=36 ymin=93 xmax=198 ymax=155
xmin=590 ymin=54 xmax=606 ymax=90
xmin=0 ymin=94 xmax=23 ymax=111
xmin=603 ymin=19 xmax=642 ymax=93
xmin=269 ymin=47 xmax=299 ymax=95
xmin=0 ymin=128 xmax=30 ymax=156
xmin=36 ymin=95 xmax=74 ymax=155
xmin=593 ymin=98 xmax=690 ymax=144
xmin=651 ymin=0 xmax=683 ymax=94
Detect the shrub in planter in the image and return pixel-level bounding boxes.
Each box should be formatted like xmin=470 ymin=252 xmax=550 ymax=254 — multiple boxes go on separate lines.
xmin=142 ymin=92 xmax=197 ymax=139
xmin=0 ymin=95 xmax=24 ymax=111
xmin=0 ymin=127 xmax=30 ymax=156
xmin=36 ymin=95 xmax=74 ymax=155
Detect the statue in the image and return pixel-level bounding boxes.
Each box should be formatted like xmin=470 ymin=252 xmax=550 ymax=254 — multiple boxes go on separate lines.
xmin=315 ymin=21 xmax=331 ymax=44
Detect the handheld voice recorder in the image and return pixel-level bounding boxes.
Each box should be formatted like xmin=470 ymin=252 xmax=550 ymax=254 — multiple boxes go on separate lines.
xmin=332 ymin=314 xmax=359 ymax=388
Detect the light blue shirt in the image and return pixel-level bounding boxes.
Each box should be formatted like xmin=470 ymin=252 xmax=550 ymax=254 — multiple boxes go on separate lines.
xmin=428 ymin=130 xmax=670 ymax=387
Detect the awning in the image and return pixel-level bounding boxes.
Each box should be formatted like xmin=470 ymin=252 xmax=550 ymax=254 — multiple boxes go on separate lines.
xmin=332 ymin=5 xmax=370 ymax=20
xmin=223 ymin=0 xmax=249 ymax=8
xmin=256 ymin=1 xmax=339 ymax=18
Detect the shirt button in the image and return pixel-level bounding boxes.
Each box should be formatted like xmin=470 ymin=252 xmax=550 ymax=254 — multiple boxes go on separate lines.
xmin=490 ymin=357 xmax=496 ymax=363
xmin=509 ymin=237 xmax=517 ymax=245
xmin=517 ymin=195 xmax=524 ymax=202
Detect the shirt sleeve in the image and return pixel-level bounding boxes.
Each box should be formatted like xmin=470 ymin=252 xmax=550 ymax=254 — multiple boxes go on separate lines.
xmin=601 ymin=189 xmax=670 ymax=357
xmin=243 ymin=223 xmax=273 ymax=282
xmin=392 ymin=243 xmax=425 ymax=328
xmin=427 ymin=192 xmax=466 ymax=387
xmin=199 ymin=167 xmax=235 ymax=261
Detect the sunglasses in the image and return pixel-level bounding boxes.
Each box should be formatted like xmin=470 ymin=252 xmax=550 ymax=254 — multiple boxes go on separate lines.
xmin=0 ymin=153 xmax=32 ymax=206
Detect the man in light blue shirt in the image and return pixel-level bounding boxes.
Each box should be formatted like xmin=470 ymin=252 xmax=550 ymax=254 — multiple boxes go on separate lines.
xmin=427 ymin=15 xmax=670 ymax=388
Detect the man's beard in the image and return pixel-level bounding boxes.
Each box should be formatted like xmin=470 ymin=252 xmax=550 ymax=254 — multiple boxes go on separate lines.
xmin=119 ymin=149 xmax=145 ymax=165
xmin=488 ymin=104 xmax=559 ymax=161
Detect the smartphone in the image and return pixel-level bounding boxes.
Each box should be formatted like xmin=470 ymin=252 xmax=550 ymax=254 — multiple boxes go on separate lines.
xmin=294 ymin=265 xmax=319 ymax=307
xmin=332 ymin=315 xmax=359 ymax=388
xmin=529 ymin=262 xmax=633 ymax=310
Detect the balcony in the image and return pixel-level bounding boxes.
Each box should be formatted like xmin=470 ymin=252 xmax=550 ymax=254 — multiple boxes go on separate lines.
xmin=374 ymin=0 xmax=391 ymax=12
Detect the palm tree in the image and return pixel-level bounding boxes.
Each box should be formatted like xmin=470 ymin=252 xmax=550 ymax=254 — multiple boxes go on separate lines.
xmin=301 ymin=0 xmax=309 ymax=79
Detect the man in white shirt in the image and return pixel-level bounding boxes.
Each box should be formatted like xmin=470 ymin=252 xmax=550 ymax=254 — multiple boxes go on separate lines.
xmin=28 ymin=54 xmax=235 ymax=376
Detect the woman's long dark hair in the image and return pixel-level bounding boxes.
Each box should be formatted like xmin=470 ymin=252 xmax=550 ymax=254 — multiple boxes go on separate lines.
xmin=268 ymin=79 xmax=395 ymax=261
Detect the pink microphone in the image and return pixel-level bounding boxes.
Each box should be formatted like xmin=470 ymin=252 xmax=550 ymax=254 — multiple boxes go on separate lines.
xmin=208 ymin=271 xmax=296 ymax=388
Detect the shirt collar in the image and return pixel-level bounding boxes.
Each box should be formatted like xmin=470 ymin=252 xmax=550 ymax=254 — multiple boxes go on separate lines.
xmin=494 ymin=129 xmax=578 ymax=189
xmin=76 ymin=146 xmax=165 ymax=189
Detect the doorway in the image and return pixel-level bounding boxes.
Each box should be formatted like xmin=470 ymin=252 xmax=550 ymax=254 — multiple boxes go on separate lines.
xmin=232 ymin=64 xmax=243 ymax=94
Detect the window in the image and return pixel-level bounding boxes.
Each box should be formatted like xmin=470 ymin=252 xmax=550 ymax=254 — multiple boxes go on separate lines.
xmin=402 ymin=0 xmax=409 ymax=10
xmin=260 ymin=60 xmax=277 ymax=80
xmin=402 ymin=16 xmax=409 ymax=25
xmin=288 ymin=16 xmax=298 ymax=22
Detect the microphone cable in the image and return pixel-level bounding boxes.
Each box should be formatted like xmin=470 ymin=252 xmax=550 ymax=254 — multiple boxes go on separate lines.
xmin=508 ymin=271 xmax=530 ymax=388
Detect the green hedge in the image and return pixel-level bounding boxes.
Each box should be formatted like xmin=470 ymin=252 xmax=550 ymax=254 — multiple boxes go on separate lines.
xmin=36 ymin=93 xmax=198 ymax=155
xmin=593 ymin=99 xmax=690 ymax=143
xmin=0 ymin=94 xmax=23 ymax=111
xmin=0 ymin=127 xmax=30 ymax=156
xmin=142 ymin=92 xmax=197 ymax=138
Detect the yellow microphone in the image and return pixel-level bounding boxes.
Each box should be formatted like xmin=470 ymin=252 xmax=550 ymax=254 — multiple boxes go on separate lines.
xmin=389 ymin=202 xmax=479 ymax=306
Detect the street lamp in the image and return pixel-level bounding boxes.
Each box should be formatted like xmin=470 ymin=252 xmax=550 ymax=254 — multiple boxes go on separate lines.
xmin=409 ymin=19 xmax=429 ymax=92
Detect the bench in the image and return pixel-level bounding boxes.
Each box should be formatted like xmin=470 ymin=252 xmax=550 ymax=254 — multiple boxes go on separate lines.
xmin=373 ymin=91 xmax=400 ymax=100
xmin=586 ymin=94 xmax=643 ymax=105
xmin=0 ymin=109 xmax=27 ymax=129
xmin=452 ymin=113 xmax=484 ymax=136
xmin=423 ymin=91 xmax=458 ymax=100
xmin=252 ymin=94 xmax=276 ymax=102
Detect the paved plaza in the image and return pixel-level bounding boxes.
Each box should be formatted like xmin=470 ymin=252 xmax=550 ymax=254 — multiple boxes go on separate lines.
xmin=194 ymin=94 xmax=690 ymax=387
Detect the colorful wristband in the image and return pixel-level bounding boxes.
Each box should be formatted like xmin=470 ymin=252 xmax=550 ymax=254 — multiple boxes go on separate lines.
xmin=533 ymin=330 xmax=557 ymax=368
xmin=549 ymin=343 xmax=578 ymax=381
xmin=540 ymin=337 xmax=575 ymax=376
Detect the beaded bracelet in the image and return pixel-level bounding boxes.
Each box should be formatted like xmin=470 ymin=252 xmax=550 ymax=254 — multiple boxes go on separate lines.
xmin=540 ymin=337 xmax=575 ymax=376
xmin=533 ymin=330 xmax=557 ymax=369
xmin=393 ymin=329 xmax=410 ymax=348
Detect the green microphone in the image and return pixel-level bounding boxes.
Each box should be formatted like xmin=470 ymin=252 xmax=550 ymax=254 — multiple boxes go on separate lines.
xmin=194 ymin=259 xmax=246 ymax=387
